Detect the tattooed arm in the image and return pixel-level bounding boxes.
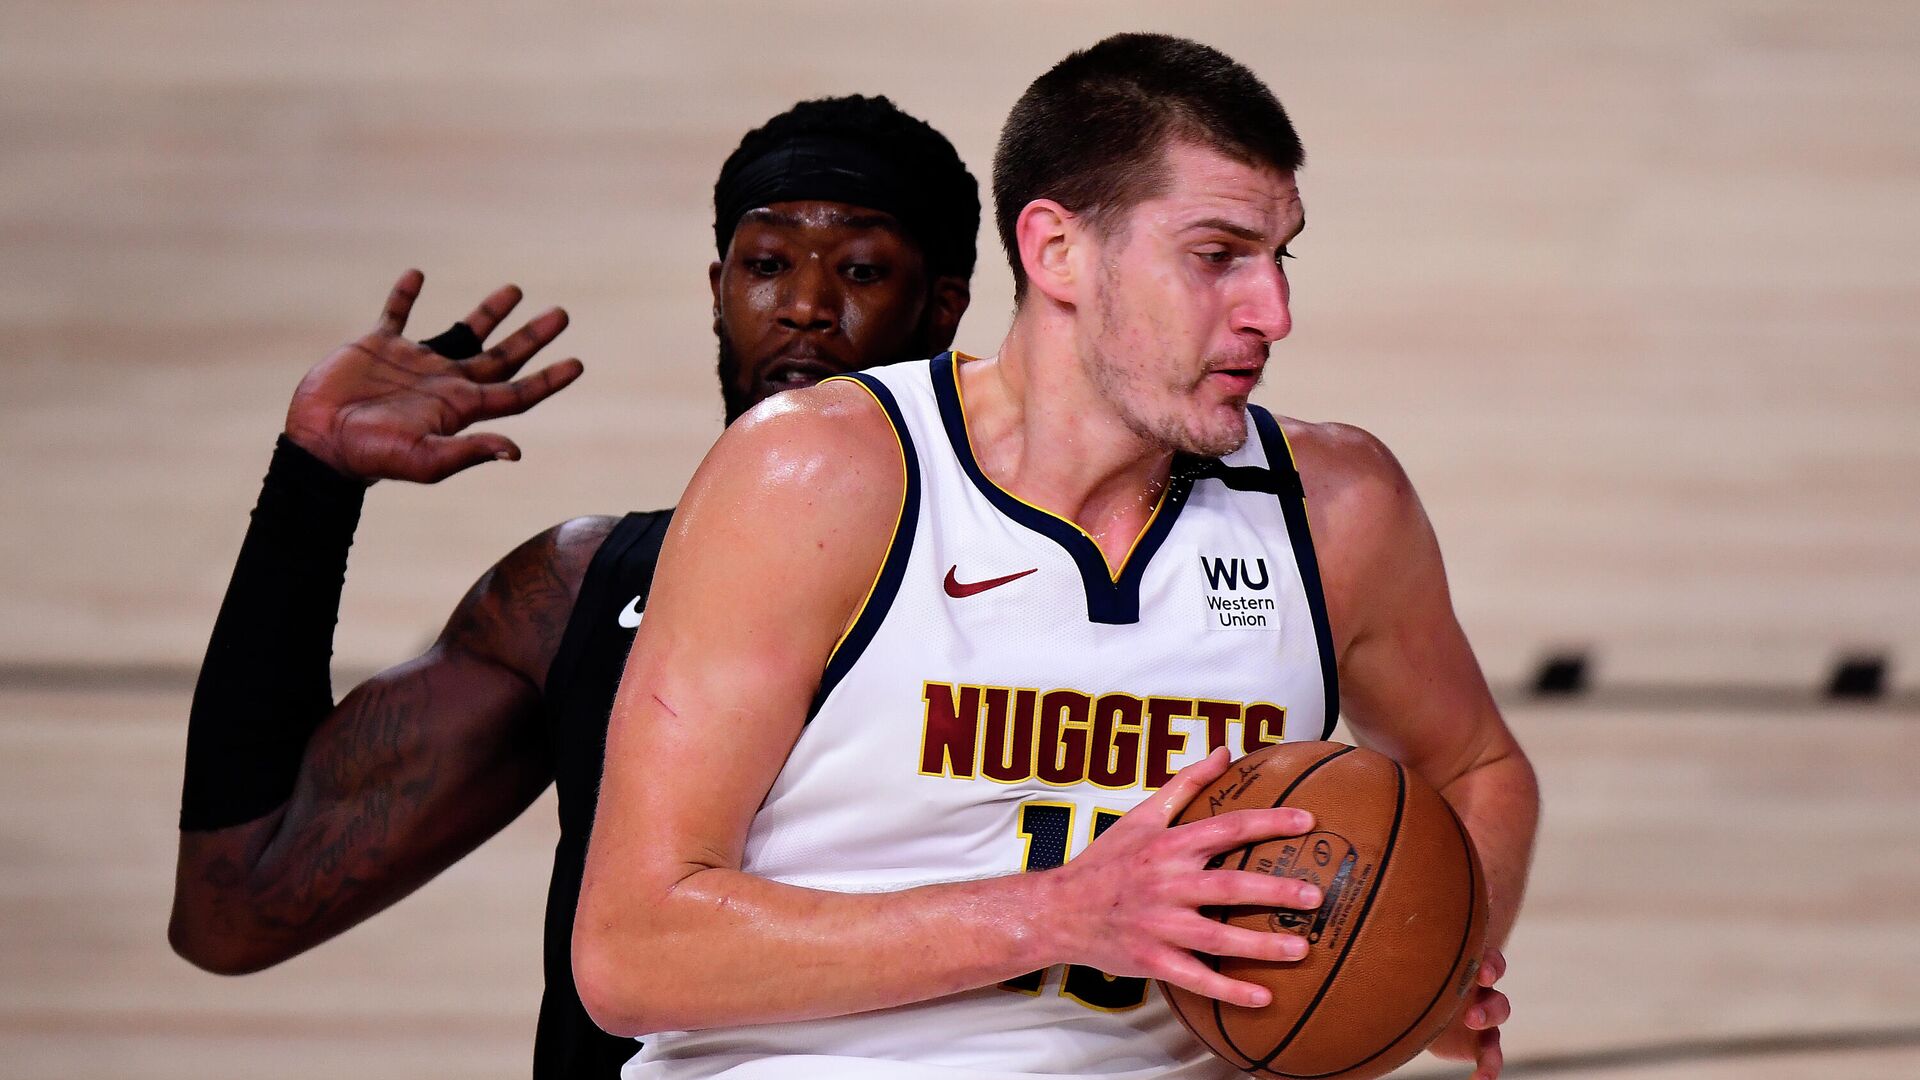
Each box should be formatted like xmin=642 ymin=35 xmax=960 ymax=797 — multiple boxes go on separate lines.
xmin=168 ymin=515 xmax=614 ymax=974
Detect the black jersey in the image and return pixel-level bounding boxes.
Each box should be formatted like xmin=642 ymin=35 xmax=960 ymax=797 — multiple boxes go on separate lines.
xmin=533 ymin=509 xmax=674 ymax=1080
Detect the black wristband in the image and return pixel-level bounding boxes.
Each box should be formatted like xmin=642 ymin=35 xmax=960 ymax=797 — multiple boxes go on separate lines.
xmin=178 ymin=436 xmax=366 ymax=830
xmin=420 ymin=321 xmax=483 ymax=360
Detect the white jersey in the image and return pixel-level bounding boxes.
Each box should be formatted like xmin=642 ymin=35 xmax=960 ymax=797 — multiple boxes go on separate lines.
xmin=628 ymin=353 xmax=1338 ymax=1080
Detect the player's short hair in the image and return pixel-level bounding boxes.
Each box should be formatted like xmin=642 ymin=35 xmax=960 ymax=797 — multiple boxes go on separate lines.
xmin=714 ymin=94 xmax=980 ymax=281
xmin=993 ymin=33 xmax=1305 ymax=300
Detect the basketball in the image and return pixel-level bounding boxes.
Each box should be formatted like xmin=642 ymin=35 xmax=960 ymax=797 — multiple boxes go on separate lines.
xmin=1162 ymin=742 xmax=1489 ymax=1080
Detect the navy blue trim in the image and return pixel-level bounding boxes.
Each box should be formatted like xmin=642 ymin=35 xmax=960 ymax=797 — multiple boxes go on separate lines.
xmin=807 ymin=373 xmax=919 ymax=721
xmin=929 ymin=352 xmax=1194 ymax=625
xmin=1249 ymin=405 xmax=1341 ymax=738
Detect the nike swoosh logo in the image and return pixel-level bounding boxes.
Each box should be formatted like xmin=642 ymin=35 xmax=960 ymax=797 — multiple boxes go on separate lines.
xmin=617 ymin=595 xmax=644 ymax=629
xmin=944 ymin=565 xmax=1038 ymax=598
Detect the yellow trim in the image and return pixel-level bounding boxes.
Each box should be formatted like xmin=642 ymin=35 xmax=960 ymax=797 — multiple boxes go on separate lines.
xmin=1270 ymin=412 xmax=1303 ymax=470
xmin=819 ymin=375 xmax=910 ymax=661
xmin=1058 ymin=965 xmax=1151 ymax=1013
xmin=978 ymin=684 xmax=1044 ymax=787
xmin=947 ymin=355 xmax=1172 ymax=583
xmin=1011 ymin=799 xmax=1078 ymax=878
xmin=916 ymin=681 xmax=983 ymax=781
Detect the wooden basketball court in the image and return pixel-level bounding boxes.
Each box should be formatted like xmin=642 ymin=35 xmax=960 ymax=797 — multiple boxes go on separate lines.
xmin=3 ymin=3 xmax=1915 ymax=1076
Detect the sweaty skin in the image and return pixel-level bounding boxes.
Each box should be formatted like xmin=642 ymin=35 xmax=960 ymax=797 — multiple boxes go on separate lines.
xmin=576 ymin=143 xmax=1533 ymax=1080
xmin=576 ymin=141 xmax=1536 ymax=1076
xmin=169 ymin=195 xmax=968 ymax=974
xmin=575 ymin=384 xmax=1323 ymax=1036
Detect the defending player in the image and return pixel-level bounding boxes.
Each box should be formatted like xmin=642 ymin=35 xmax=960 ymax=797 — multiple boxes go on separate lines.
xmin=577 ymin=35 xmax=1536 ymax=1080
xmin=167 ymin=96 xmax=979 ymax=1079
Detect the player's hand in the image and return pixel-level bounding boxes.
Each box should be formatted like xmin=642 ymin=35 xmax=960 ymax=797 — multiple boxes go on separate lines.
xmin=1042 ymin=746 xmax=1321 ymax=1008
xmin=1425 ymin=946 xmax=1509 ymax=1079
xmin=284 ymin=269 xmax=584 ymax=483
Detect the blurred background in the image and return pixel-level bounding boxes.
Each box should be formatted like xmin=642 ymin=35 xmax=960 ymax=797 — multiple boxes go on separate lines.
xmin=3 ymin=2 xmax=1915 ymax=1077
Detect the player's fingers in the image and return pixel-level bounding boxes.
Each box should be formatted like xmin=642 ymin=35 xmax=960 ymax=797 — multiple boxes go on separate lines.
xmin=1479 ymin=947 xmax=1507 ymax=986
xmin=1178 ymin=806 xmax=1314 ymax=858
xmin=460 ymin=283 xmax=524 ymax=342
xmin=416 ymin=432 xmax=520 ymax=481
xmin=1135 ymin=746 xmax=1230 ymax=826
xmin=466 ymin=359 xmax=584 ymax=421
xmin=380 ymin=269 xmax=425 ymax=334
xmin=1473 ymin=1026 xmax=1503 ymax=1080
xmin=1181 ymin=868 xmax=1322 ymax=911
xmin=465 ymin=306 xmax=568 ymax=382
xmin=1465 ymin=988 xmax=1510 ymax=1030
xmin=1154 ymin=949 xmax=1273 ymax=1009
xmin=1165 ymin=914 xmax=1309 ymax=964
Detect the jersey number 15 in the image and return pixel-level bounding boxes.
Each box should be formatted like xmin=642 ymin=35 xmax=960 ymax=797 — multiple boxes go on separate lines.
xmin=1001 ymin=802 xmax=1151 ymax=1012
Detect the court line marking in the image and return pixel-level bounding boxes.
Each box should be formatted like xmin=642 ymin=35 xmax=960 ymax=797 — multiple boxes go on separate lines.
xmin=1396 ymin=1024 xmax=1920 ymax=1077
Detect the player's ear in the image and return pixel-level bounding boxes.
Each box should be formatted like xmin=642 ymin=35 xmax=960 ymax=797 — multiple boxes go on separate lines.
xmin=1016 ymin=200 xmax=1077 ymax=306
xmin=923 ymin=275 xmax=970 ymax=351
xmin=708 ymin=259 xmax=724 ymax=333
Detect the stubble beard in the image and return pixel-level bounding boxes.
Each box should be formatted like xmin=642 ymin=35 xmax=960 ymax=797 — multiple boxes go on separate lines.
xmin=715 ymin=330 xmax=755 ymax=424
xmin=715 ymin=310 xmax=941 ymax=425
xmin=1085 ymin=268 xmax=1251 ymax=459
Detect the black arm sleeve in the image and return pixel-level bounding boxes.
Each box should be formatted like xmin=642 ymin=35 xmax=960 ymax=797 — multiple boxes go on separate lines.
xmin=178 ymin=436 xmax=366 ymax=830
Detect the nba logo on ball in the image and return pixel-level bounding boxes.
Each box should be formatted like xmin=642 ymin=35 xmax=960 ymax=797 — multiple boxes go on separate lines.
xmin=1257 ymin=831 xmax=1367 ymax=947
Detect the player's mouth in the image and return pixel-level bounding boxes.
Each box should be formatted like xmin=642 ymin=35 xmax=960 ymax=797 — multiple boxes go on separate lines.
xmin=756 ymin=351 xmax=848 ymax=394
xmin=1204 ymin=363 xmax=1264 ymax=397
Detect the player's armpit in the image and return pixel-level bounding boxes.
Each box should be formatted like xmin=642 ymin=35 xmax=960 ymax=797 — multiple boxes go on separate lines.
xmin=168 ymin=518 xmax=610 ymax=974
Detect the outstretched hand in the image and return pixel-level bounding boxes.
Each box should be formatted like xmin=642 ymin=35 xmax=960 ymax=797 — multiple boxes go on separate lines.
xmin=284 ymin=269 xmax=584 ymax=483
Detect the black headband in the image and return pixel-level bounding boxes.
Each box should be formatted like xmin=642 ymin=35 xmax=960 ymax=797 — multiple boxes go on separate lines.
xmin=714 ymin=134 xmax=962 ymax=274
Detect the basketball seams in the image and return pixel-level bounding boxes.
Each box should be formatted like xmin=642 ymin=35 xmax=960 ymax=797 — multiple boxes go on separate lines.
xmin=1269 ymin=782 xmax=1483 ymax=1080
xmin=1163 ymin=985 xmax=1258 ymax=1074
xmin=1252 ymin=760 xmax=1408 ymax=1072
xmin=1203 ymin=743 xmax=1357 ymax=1067
xmin=1170 ymin=744 xmax=1478 ymax=1080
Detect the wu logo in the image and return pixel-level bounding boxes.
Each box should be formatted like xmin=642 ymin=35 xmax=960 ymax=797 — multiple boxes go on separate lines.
xmin=1200 ymin=555 xmax=1269 ymax=591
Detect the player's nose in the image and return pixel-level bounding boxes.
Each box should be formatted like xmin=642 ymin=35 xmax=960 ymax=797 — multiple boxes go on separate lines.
xmin=1233 ymin=261 xmax=1292 ymax=343
xmin=777 ymin=258 xmax=840 ymax=333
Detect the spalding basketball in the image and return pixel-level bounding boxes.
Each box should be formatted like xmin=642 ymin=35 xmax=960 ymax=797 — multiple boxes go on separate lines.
xmin=1162 ymin=742 xmax=1489 ymax=1080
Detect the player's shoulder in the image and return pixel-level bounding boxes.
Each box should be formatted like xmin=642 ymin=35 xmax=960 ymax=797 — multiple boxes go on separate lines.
xmin=501 ymin=514 xmax=623 ymax=587
xmin=1270 ymin=417 xmax=1423 ymax=554
xmin=698 ymin=377 xmax=906 ymax=512
xmin=652 ymin=379 xmax=911 ymax=636
xmin=732 ymin=375 xmax=899 ymax=445
xmin=1275 ymin=418 xmax=1413 ymax=509
xmin=441 ymin=514 xmax=622 ymax=679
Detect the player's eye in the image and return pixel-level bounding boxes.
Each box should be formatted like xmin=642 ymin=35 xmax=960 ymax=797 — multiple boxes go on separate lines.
xmin=744 ymin=256 xmax=786 ymax=276
xmin=1196 ymin=248 xmax=1232 ymax=265
xmin=844 ymin=263 xmax=888 ymax=285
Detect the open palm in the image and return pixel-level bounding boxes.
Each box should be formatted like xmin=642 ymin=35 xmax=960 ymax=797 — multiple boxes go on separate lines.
xmin=284 ymin=269 xmax=585 ymax=483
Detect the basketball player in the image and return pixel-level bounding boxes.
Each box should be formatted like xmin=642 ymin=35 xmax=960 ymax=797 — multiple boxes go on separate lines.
xmin=166 ymin=96 xmax=979 ymax=1079
xmin=576 ymin=35 xmax=1536 ymax=1080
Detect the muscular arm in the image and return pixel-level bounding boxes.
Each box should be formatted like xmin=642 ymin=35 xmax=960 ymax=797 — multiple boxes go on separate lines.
xmin=1289 ymin=421 xmax=1538 ymax=947
xmin=1289 ymin=421 xmax=1536 ymax=1076
xmin=168 ymin=515 xmax=612 ymax=974
xmin=574 ymin=385 xmax=1317 ymax=1038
